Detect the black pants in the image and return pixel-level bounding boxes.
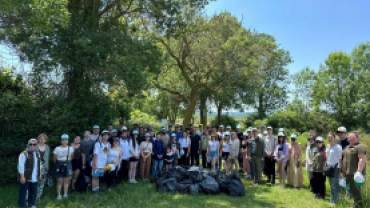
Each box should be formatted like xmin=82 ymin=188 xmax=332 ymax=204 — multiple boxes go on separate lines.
xmin=180 ymin=148 xmax=189 ymax=166
xmin=312 ymin=172 xmax=326 ymax=198
xmin=309 ymin=172 xmax=314 ymax=192
xmin=202 ymin=151 xmax=208 ymax=168
xmin=264 ymin=156 xmax=276 ymax=182
xmin=106 ymin=169 xmax=118 ymax=188
xmin=118 ymin=159 xmax=128 ymax=183
xmin=190 ymin=151 xmax=199 ymax=166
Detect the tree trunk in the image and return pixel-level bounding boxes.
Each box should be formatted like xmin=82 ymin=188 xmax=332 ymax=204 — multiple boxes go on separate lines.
xmin=200 ymin=95 xmax=207 ymax=127
xmin=183 ymin=89 xmax=199 ymax=128
xmin=217 ymin=102 xmax=223 ymax=126
xmin=257 ymin=92 xmax=265 ymax=119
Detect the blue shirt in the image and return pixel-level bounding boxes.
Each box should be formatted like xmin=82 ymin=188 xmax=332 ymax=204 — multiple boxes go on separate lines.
xmin=174 ymin=131 xmax=183 ymax=142
xmin=153 ymin=140 xmax=164 ymax=160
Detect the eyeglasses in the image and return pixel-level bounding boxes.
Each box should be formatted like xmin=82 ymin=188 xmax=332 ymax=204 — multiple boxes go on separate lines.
xmin=316 ymin=142 xmax=323 ymax=144
xmin=29 ymin=143 xmax=37 ymax=146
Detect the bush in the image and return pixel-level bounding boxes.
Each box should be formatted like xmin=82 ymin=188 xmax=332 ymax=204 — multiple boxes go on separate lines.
xmin=211 ymin=115 xmax=238 ymax=130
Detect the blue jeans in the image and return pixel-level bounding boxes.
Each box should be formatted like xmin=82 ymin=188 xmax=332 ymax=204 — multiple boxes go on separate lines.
xmin=152 ymin=159 xmax=163 ymax=177
xmin=328 ymin=168 xmax=340 ymax=204
xmin=19 ymin=181 xmax=37 ymax=208
xmin=250 ymin=161 xmax=254 ymax=178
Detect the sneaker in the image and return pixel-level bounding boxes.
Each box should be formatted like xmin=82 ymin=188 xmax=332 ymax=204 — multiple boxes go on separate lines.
xmin=56 ymin=195 xmax=62 ymax=200
xmin=129 ymin=179 xmax=133 ymax=183
xmin=244 ymin=175 xmax=251 ymax=179
xmin=108 ymin=188 xmax=111 ymax=192
xmin=31 ymin=206 xmax=37 ymax=208
xmin=271 ymin=181 xmax=275 ymax=185
xmin=133 ymin=179 xmax=138 ymax=183
xmin=266 ymin=179 xmax=271 ymax=183
xmin=63 ymin=195 xmax=68 ymax=199
xmin=329 ymin=203 xmax=335 ymax=207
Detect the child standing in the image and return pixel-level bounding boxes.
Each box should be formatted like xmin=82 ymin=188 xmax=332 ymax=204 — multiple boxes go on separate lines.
xmin=164 ymin=147 xmax=174 ymax=171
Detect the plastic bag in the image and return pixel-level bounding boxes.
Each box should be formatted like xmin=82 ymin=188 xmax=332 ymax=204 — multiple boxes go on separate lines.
xmin=226 ymin=179 xmax=245 ymax=196
xmin=189 ymin=184 xmax=200 ymax=195
xmin=165 ymin=178 xmax=177 ymax=192
xmin=175 ymin=183 xmax=189 ymax=193
xmin=354 ymin=172 xmax=365 ymax=187
xmin=200 ymin=176 xmax=219 ymax=194
xmin=339 ymin=177 xmax=349 ymax=190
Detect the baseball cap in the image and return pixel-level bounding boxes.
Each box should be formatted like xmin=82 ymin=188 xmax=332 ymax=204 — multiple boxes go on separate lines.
xmin=112 ymin=129 xmax=117 ymax=133
xmin=171 ymin=133 xmax=177 ymax=137
xmin=132 ymin=130 xmax=139 ymax=135
xmin=260 ymin=124 xmax=265 ymax=128
xmin=121 ymin=127 xmax=127 ymax=131
xmin=236 ymin=125 xmax=242 ymax=129
xmin=225 ymin=132 xmax=230 ymax=136
xmin=337 ymin=127 xmax=347 ymax=133
xmin=61 ymin=134 xmax=69 ymax=140
xmin=162 ymin=127 xmax=167 ymax=131
xmin=316 ymin=136 xmax=324 ymax=142
xmin=278 ymin=132 xmax=285 ymax=137
xmin=114 ymin=138 xmax=120 ymax=142
xmin=267 ymin=126 xmax=272 ymax=129
xmin=147 ymin=128 xmax=152 ymax=132
xmin=219 ymin=125 xmax=224 ymax=128
xmin=101 ymin=130 xmax=109 ymax=135
xmin=243 ymin=132 xmax=249 ymax=136
xmin=175 ymin=124 xmax=180 ymax=127
xmin=226 ymin=125 xmax=231 ymax=129
xmin=252 ymin=128 xmax=258 ymax=132
xmin=93 ymin=125 xmax=99 ymax=129
xmin=279 ymin=128 xmax=285 ymax=132
xmin=263 ymin=131 xmax=268 ymax=136
xmin=145 ymin=133 xmax=151 ymax=137
xmin=247 ymin=127 xmax=253 ymax=132
xmin=168 ymin=124 xmax=172 ymax=127
xmin=291 ymin=134 xmax=298 ymax=140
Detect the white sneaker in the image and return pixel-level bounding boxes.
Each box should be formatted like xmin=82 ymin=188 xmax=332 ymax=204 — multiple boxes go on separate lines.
xmin=31 ymin=206 xmax=37 ymax=208
xmin=56 ymin=195 xmax=62 ymax=200
xmin=63 ymin=195 xmax=68 ymax=199
xmin=329 ymin=203 xmax=335 ymax=207
xmin=133 ymin=179 xmax=138 ymax=183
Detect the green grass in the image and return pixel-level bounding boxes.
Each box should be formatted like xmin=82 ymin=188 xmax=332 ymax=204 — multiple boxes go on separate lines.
xmin=1 ymin=135 xmax=367 ymax=208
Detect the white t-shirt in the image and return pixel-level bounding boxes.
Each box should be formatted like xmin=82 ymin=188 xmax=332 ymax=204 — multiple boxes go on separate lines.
xmin=54 ymin=146 xmax=74 ymax=161
xmin=129 ymin=140 xmax=139 ymax=156
xmin=93 ymin=142 xmax=111 ymax=168
xmin=119 ymin=139 xmax=131 ymax=160
xmin=90 ymin=134 xmax=101 ymax=142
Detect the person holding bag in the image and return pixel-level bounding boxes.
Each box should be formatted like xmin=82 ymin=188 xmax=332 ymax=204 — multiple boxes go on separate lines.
xmin=325 ymin=132 xmax=342 ymax=206
xmin=53 ymin=134 xmax=74 ymax=200
xmin=106 ymin=138 xmax=122 ymax=190
xmin=311 ymin=136 xmax=326 ymax=199
xmin=35 ymin=133 xmax=50 ymax=200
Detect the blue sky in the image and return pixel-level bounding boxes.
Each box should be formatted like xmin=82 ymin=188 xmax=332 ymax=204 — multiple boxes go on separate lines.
xmin=204 ymin=0 xmax=370 ymax=74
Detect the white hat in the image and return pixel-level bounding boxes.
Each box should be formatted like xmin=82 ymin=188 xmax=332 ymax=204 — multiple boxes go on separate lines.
xmin=278 ymin=132 xmax=285 ymax=137
xmin=291 ymin=134 xmax=298 ymax=139
xmin=316 ymin=136 xmax=324 ymax=142
xmin=226 ymin=125 xmax=231 ymax=129
xmin=219 ymin=125 xmax=224 ymax=128
xmin=354 ymin=172 xmax=365 ymax=187
xmin=236 ymin=125 xmax=242 ymax=129
xmin=93 ymin=125 xmax=99 ymax=129
xmin=267 ymin=126 xmax=272 ymax=129
xmin=337 ymin=127 xmax=347 ymax=133
xmin=279 ymin=128 xmax=285 ymax=132
xmin=247 ymin=127 xmax=253 ymax=132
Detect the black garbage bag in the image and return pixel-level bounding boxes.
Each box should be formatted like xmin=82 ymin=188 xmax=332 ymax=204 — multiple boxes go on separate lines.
xmin=180 ymin=179 xmax=193 ymax=184
xmin=218 ymin=178 xmax=229 ymax=193
xmin=200 ymin=176 xmax=219 ymax=195
xmin=165 ymin=178 xmax=177 ymax=192
xmin=227 ymin=171 xmax=241 ymax=181
xmin=156 ymin=176 xmax=166 ymax=187
xmin=169 ymin=170 xmax=184 ymax=181
xmin=226 ymin=179 xmax=245 ymax=196
xmin=175 ymin=183 xmax=189 ymax=193
xmin=159 ymin=185 xmax=168 ymax=192
xmin=188 ymin=184 xmax=200 ymax=195
xmin=190 ymin=173 xmax=205 ymax=183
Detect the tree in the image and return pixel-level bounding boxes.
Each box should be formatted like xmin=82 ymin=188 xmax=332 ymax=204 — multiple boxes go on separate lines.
xmin=291 ymin=67 xmax=316 ymax=112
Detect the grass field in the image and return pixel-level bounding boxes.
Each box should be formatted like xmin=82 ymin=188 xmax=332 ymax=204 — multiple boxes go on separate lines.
xmin=1 ymin=135 xmax=368 ymax=208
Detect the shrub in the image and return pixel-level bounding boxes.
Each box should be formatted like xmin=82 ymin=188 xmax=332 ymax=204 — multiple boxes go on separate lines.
xmin=211 ymin=115 xmax=238 ymax=130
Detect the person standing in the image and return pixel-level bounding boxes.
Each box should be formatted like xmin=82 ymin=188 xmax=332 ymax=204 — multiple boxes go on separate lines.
xmin=139 ymin=133 xmax=153 ymax=181
xmin=91 ymin=131 xmax=110 ymax=195
xmin=341 ymin=132 xmax=366 ymax=208
xmin=196 ymin=125 xmax=204 ymax=137
xmin=248 ymin=128 xmax=265 ymax=185
xmin=106 ymin=138 xmax=122 ymax=190
xmin=306 ymin=136 xmax=317 ymax=193
xmin=190 ymin=128 xmax=201 ymax=166
xmin=264 ymin=126 xmax=277 ymax=184
xmin=168 ymin=133 xmax=180 ymax=167
xmin=53 ymin=134 xmax=74 ymax=200
xmin=274 ymin=133 xmax=289 ymax=187
xmin=166 ymin=124 xmax=174 ymax=138
xmin=174 ymin=124 xmax=183 ymax=142
xmin=128 ymin=131 xmax=140 ymax=183
xmin=35 ymin=134 xmax=50 ymax=200
xmin=230 ymin=132 xmax=240 ymax=173
xmin=80 ymin=131 xmax=94 ymax=183
xmin=287 ymin=134 xmax=303 ymax=190
xmin=306 ymin=129 xmax=316 ymax=149
xmin=258 ymin=125 xmax=265 ymax=138
xmin=118 ymin=128 xmax=130 ymax=184
xmin=217 ymin=125 xmax=225 ymax=170
xmin=108 ymin=129 xmax=118 ymax=145
xmin=152 ymin=134 xmax=164 ymax=177
xmin=236 ymin=125 xmax=244 ymax=172
xmin=107 ymin=124 xmax=113 ymax=137
xmin=326 ymin=132 xmax=342 ymax=206
xmin=201 ymin=130 xmax=211 ymax=168
xmin=179 ymin=131 xmax=191 ymax=166
xmin=164 ymin=147 xmax=175 ymax=171
xmin=71 ymin=136 xmax=85 ymax=192
xmin=221 ymin=133 xmax=232 ymax=175
xmin=18 ymin=139 xmax=42 ymax=208
xmin=337 ymin=127 xmax=350 ymax=150
xmin=207 ymin=135 xmax=219 ymax=170
xmin=242 ymin=132 xmax=251 ymax=179
xmin=90 ymin=125 xmax=101 ymax=142
xmin=160 ymin=127 xmax=170 ymax=149
xmin=311 ymin=136 xmax=326 ymax=198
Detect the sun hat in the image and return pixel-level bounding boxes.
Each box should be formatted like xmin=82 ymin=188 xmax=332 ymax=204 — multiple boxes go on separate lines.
xmin=132 ymin=130 xmax=139 ymax=135
xmin=354 ymin=172 xmax=365 ymax=187
xmin=61 ymin=134 xmax=69 ymax=140
xmin=291 ymin=134 xmax=298 ymax=140
xmin=278 ymin=132 xmax=285 ymax=137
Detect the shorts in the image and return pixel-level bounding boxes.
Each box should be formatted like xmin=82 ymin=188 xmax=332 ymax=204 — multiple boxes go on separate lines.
xmin=53 ymin=161 xmax=72 ymax=178
xmin=222 ymin=152 xmax=230 ymax=161
xmin=130 ymin=157 xmax=139 ymax=162
xmin=92 ymin=168 xmax=104 ymax=177
xmin=72 ymin=159 xmax=82 ymax=171
xmin=209 ymin=151 xmax=218 ymax=159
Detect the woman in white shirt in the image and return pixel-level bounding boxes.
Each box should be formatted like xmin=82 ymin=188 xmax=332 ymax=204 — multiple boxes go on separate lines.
xmin=179 ymin=131 xmax=191 ymax=166
xmin=139 ymin=133 xmax=153 ymax=181
xmin=53 ymin=134 xmax=74 ymax=200
xmin=221 ymin=132 xmax=232 ymax=175
xmin=325 ymin=132 xmax=343 ymax=206
xmin=128 ymin=131 xmax=140 ymax=183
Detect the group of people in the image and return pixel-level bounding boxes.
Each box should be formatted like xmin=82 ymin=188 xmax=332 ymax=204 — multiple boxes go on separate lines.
xmin=18 ymin=123 xmax=366 ymax=208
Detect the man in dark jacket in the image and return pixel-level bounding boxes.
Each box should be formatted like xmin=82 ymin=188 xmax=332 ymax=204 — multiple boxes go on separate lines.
xmin=152 ymin=136 xmax=164 ymax=177
xmin=190 ymin=128 xmax=201 ymax=166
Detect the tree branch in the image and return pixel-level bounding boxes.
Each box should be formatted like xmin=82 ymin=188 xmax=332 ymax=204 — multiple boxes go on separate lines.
xmin=151 ymin=81 xmax=189 ymax=103
xmin=98 ymin=0 xmax=121 ymax=18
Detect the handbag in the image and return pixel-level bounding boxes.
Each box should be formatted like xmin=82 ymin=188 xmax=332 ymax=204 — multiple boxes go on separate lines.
xmin=324 ymin=163 xmax=337 ymax=177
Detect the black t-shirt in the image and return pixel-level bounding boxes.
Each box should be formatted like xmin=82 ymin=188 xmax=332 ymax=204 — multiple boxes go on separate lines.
xmin=190 ymin=134 xmax=201 ymax=152
xmin=138 ymin=135 xmax=146 ymax=145
xmin=237 ymin=132 xmax=243 ymax=140
xmin=164 ymin=154 xmax=174 ymax=164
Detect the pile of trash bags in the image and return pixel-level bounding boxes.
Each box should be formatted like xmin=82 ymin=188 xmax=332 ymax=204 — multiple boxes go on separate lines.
xmin=151 ymin=166 xmax=245 ymax=196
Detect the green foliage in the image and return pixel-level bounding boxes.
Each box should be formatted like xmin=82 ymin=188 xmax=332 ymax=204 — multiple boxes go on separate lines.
xmin=210 ymin=114 xmax=237 ymax=130
xmin=130 ymin=109 xmax=157 ymax=122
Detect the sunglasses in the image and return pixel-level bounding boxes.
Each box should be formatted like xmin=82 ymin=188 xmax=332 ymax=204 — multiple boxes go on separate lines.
xmin=316 ymin=141 xmax=323 ymax=144
xmin=29 ymin=143 xmax=37 ymax=146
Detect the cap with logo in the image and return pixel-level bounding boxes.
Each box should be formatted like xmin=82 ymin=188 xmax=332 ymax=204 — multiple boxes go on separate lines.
xmin=316 ymin=136 xmax=324 ymax=142
xmin=61 ymin=134 xmax=69 ymax=140
xmin=225 ymin=132 xmax=231 ymax=136
xmin=112 ymin=129 xmax=117 ymax=133
xmin=132 ymin=130 xmax=139 ymax=135
xmin=291 ymin=134 xmax=298 ymax=140
xmin=101 ymin=130 xmax=109 ymax=135
xmin=278 ymin=132 xmax=285 ymax=137
xmin=236 ymin=125 xmax=242 ymax=129
xmin=145 ymin=133 xmax=151 ymax=137
xmin=263 ymin=131 xmax=268 ymax=136
xmin=243 ymin=132 xmax=249 ymax=136
xmin=171 ymin=133 xmax=177 ymax=137
xmin=247 ymin=127 xmax=253 ymax=132
xmin=93 ymin=125 xmax=99 ymax=129
xmin=279 ymin=128 xmax=285 ymax=132
xmin=337 ymin=127 xmax=347 ymax=133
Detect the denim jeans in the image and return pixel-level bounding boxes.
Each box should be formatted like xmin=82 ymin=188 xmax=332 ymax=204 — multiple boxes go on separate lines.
xmin=328 ymin=168 xmax=340 ymax=204
xmin=250 ymin=161 xmax=254 ymax=178
xmin=19 ymin=181 xmax=37 ymax=208
xmin=152 ymin=159 xmax=163 ymax=177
